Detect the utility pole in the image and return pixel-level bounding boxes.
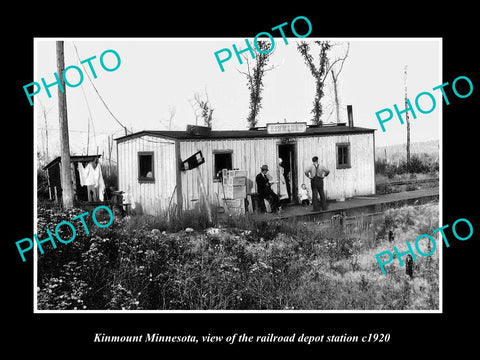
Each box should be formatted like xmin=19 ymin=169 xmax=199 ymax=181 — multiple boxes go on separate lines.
xmin=108 ymin=135 xmax=113 ymax=177
xmin=86 ymin=116 xmax=90 ymax=155
xmin=57 ymin=41 xmax=74 ymax=208
xmin=404 ymin=65 xmax=411 ymax=172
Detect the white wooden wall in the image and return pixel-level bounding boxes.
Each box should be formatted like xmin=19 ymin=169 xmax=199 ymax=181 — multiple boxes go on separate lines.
xmin=296 ymin=133 xmax=375 ymax=200
xmin=117 ymin=135 xmax=177 ymax=215
xmin=180 ymin=132 xmax=375 ymax=210
xmin=180 ymin=138 xmax=279 ymax=210
xmin=117 ymin=132 xmax=375 ymax=214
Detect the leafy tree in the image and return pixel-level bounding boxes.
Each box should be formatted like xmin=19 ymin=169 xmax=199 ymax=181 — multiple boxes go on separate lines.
xmin=238 ymin=41 xmax=275 ymax=128
xmin=297 ymin=41 xmax=331 ymax=125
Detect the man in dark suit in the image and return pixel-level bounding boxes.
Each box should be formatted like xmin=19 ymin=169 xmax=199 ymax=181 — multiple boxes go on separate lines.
xmin=255 ymin=165 xmax=280 ymax=213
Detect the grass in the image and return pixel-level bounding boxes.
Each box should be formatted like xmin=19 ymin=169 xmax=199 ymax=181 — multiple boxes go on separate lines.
xmin=37 ymin=201 xmax=439 ymax=310
xmin=375 ymin=153 xmax=439 ymax=180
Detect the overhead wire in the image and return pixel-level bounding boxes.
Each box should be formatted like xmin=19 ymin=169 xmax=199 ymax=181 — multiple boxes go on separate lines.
xmin=70 ymin=42 xmax=98 ymax=155
xmin=80 ymin=72 xmax=97 ymax=155
xmin=72 ymin=41 xmax=130 ymax=135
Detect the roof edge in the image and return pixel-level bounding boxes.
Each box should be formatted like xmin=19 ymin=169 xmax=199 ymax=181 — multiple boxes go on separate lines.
xmin=115 ymin=126 xmax=375 ymax=143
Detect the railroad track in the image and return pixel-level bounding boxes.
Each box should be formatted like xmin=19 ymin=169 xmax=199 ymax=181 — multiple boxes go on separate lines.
xmin=377 ymin=177 xmax=439 ymax=187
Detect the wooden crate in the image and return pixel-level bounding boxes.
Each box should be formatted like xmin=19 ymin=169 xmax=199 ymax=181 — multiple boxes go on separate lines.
xmin=223 ymin=185 xmax=246 ymax=199
xmin=228 ymin=170 xmax=248 ymax=178
xmin=227 ymin=206 xmax=245 ymax=215
xmin=226 ymin=176 xmax=246 ymax=186
xmin=222 ymin=169 xmax=229 ymax=184
xmin=223 ymin=198 xmax=245 ymax=214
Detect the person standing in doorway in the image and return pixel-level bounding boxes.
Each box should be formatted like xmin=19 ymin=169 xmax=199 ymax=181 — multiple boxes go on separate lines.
xmin=304 ymin=156 xmax=330 ymax=211
xmin=277 ymin=158 xmax=289 ymax=202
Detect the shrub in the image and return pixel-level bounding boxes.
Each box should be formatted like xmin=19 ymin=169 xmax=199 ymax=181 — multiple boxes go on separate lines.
xmin=375 ymin=153 xmax=439 ymax=177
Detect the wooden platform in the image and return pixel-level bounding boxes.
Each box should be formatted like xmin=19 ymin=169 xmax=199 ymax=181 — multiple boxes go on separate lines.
xmin=265 ymin=187 xmax=439 ymax=222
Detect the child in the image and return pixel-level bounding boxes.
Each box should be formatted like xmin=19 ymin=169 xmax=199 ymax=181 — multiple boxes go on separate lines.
xmin=298 ymin=183 xmax=311 ymax=206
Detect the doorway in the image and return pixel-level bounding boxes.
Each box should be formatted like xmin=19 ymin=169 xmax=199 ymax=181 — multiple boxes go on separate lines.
xmin=277 ymin=143 xmax=297 ymax=204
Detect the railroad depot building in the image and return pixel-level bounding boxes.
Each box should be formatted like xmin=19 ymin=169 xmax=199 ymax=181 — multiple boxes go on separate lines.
xmin=115 ymin=118 xmax=376 ymax=216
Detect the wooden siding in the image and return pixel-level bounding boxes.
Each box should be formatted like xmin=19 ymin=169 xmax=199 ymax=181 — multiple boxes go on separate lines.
xmin=180 ymin=138 xmax=279 ymax=209
xmin=117 ymin=132 xmax=375 ymax=214
xmin=179 ymin=133 xmax=375 ymax=209
xmin=296 ymin=133 xmax=375 ymax=200
xmin=117 ymin=135 xmax=177 ymax=215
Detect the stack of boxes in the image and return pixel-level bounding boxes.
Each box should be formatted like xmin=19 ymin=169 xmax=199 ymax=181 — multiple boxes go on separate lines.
xmin=222 ymin=169 xmax=247 ymax=214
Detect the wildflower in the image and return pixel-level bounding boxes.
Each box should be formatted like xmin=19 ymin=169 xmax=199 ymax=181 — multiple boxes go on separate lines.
xmin=206 ymin=228 xmax=220 ymax=236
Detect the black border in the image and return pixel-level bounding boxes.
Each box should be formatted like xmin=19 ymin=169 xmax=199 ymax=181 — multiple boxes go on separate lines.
xmin=6 ymin=5 xmax=478 ymax=355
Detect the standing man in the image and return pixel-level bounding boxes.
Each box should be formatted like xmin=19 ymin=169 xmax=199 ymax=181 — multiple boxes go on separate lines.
xmin=304 ymin=156 xmax=330 ymax=211
xmin=255 ymin=165 xmax=280 ymax=213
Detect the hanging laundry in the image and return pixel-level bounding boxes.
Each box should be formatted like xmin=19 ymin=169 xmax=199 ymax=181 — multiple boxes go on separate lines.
xmin=78 ymin=163 xmax=89 ymax=187
xmin=78 ymin=162 xmax=95 ymax=186
xmin=78 ymin=160 xmax=105 ymax=201
xmin=87 ymin=184 xmax=98 ymax=202
xmin=92 ymin=163 xmax=106 ymax=201
xmin=85 ymin=163 xmax=97 ymax=187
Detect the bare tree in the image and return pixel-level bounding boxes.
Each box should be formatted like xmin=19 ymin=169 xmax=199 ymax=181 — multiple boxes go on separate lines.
xmin=328 ymin=43 xmax=350 ymax=123
xmin=297 ymin=41 xmax=349 ymax=125
xmin=238 ymin=40 xmax=275 ymax=128
xmin=190 ymin=89 xmax=214 ymax=128
xmin=39 ymin=99 xmax=53 ymax=162
xmin=167 ymin=105 xmax=175 ymax=131
xmin=159 ymin=105 xmax=176 ymax=130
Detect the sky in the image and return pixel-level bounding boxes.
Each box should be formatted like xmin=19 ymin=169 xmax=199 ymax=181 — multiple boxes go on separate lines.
xmin=34 ymin=37 xmax=441 ymax=162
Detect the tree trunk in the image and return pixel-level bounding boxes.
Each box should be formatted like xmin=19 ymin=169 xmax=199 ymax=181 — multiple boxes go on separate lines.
xmin=332 ymin=70 xmax=340 ymax=123
xmin=404 ymin=65 xmax=411 ymax=172
xmin=41 ymin=105 xmax=50 ymax=161
xmin=57 ymin=41 xmax=74 ymax=209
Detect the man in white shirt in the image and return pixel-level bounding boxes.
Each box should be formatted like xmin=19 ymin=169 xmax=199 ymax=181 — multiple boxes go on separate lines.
xmin=304 ymin=156 xmax=330 ymax=211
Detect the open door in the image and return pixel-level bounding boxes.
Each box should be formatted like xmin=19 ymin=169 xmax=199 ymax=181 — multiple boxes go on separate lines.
xmin=277 ymin=143 xmax=297 ymax=204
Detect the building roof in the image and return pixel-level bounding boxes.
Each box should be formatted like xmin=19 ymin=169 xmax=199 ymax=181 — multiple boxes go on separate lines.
xmin=115 ymin=124 xmax=375 ymax=143
xmin=43 ymin=155 xmax=102 ymax=170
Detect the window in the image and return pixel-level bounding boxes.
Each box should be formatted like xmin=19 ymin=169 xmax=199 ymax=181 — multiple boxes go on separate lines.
xmin=336 ymin=142 xmax=351 ymax=169
xmin=138 ymin=152 xmax=155 ymax=182
xmin=213 ymin=150 xmax=232 ymax=181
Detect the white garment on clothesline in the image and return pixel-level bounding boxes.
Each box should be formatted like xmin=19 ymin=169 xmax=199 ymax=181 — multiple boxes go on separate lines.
xmin=92 ymin=164 xmax=105 ymax=201
xmin=78 ymin=163 xmax=89 ymax=186
xmin=78 ymin=162 xmax=105 ymax=201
